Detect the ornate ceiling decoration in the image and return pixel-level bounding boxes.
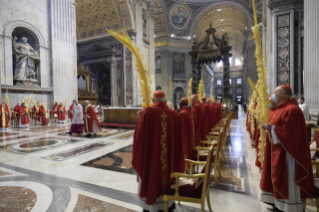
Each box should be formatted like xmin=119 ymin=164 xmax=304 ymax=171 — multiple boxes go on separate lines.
xmin=76 ymin=0 xmax=133 ymax=41
xmin=153 ymin=0 xmax=167 ymax=36
xmin=193 ymin=5 xmax=248 ymax=54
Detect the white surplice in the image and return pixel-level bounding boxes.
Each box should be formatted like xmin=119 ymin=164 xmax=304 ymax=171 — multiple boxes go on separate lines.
xmin=72 ymin=104 xmax=83 ymax=124
xmin=299 ymin=103 xmax=309 ymax=121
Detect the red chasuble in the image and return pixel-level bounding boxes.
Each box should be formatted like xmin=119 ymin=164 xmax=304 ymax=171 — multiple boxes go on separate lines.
xmin=68 ymin=104 xmax=74 ymax=120
xmin=217 ymin=103 xmax=223 ymax=121
xmin=191 ymin=101 xmax=203 ymax=146
xmin=178 ymin=106 xmax=195 ymax=159
xmin=52 ymin=104 xmax=58 ymax=114
xmin=83 ymin=105 xmax=101 ymax=133
xmin=269 ymin=98 xmax=315 ymax=199
xmin=14 ymin=105 xmax=20 ymax=121
xmin=260 ymin=107 xmax=276 ymax=193
xmin=0 ymin=104 xmax=10 ymax=128
xmin=202 ymin=102 xmax=212 ymax=140
xmin=209 ymin=103 xmax=216 ymax=128
xmin=57 ymin=105 xmax=66 ymax=121
xmin=38 ymin=106 xmax=49 ymax=125
xmin=132 ymin=101 xmax=185 ymax=205
xmin=18 ymin=106 xmax=29 ymax=125
xmin=213 ymin=104 xmax=220 ymax=123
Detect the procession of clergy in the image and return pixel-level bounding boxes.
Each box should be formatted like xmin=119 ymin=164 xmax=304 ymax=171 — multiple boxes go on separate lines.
xmin=132 ymin=85 xmax=315 ymax=212
xmin=0 ymin=99 xmax=101 ymax=137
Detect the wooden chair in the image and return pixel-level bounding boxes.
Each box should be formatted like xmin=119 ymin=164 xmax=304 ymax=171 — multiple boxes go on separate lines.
xmin=12 ymin=112 xmax=19 ymax=127
xmin=163 ymin=146 xmax=214 ymax=212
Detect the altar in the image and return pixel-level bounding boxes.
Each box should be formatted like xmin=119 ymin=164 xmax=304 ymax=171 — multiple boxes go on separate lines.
xmin=103 ymin=107 xmax=142 ymax=125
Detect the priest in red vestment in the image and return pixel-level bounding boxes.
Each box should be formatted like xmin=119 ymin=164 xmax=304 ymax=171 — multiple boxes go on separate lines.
xmin=57 ymin=102 xmax=66 ymax=123
xmin=191 ymin=94 xmax=203 ymax=146
xmin=14 ymin=103 xmax=20 ymax=123
xmin=37 ymin=104 xmax=49 ymax=125
xmin=52 ymin=102 xmax=58 ymax=117
xmin=260 ymin=96 xmax=276 ymax=204
xmin=132 ymin=90 xmax=185 ymax=212
xmin=208 ymin=99 xmax=217 ymax=128
xmin=262 ymin=85 xmax=315 ymax=212
xmin=83 ymin=100 xmax=101 ymax=137
xmin=178 ymin=97 xmax=195 ymax=159
xmin=201 ymin=97 xmax=212 ymax=140
xmin=18 ymin=102 xmax=29 ymax=128
xmin=68 ymin=102 xmax=75 ymax=121
xmin=0 ymin=101 xmax=10 ymax=130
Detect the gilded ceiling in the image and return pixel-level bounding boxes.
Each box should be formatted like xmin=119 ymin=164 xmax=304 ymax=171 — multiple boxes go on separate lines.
xmin=153 ymin=0 xmax=167 ymax=36
xmin=76 ymin=0 xmax=133 ymax=41
xmin=193 ymin=5 xmax=248 ymax=54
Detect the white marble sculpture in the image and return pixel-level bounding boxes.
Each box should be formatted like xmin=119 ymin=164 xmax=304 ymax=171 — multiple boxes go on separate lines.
xmin=12 ymin=36 xmax=40 ymax=84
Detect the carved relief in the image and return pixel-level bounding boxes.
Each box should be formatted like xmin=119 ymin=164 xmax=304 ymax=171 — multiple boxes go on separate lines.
xmin=277 ymin=15 xmax=290 ymax=85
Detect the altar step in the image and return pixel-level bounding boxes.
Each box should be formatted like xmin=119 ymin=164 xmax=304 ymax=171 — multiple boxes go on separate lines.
xmin=100 ymin=122 xmax=136 ymax=129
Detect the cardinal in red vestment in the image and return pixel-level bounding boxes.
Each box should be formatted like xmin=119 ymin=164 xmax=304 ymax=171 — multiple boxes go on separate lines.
xmin=37 ymin=104 xmax=49 ymax=125
xmin=178 ymin=97 xmax=195 ymax=159
xmin=132 ymin=90 xmax=185 ymax=212
xmin=0 ymin=101 xmax=10 ymax=130
xmin=262 ymin=85 xmax=315 ymax=212
xmin=14 ymin=103 xmax=20 ymax=123
xmin=68 ymin=103 xmax=75 ymax=121
xmin=57 ymin=102 xmax=66 ymax=123
xmin=191 ymin=94 xmax=203 ymax=146
xmin=18 ymin=102 xmax=29 ymax=128
xmin=201 ymin=97 xmax=212 ymax=140
xmin=83 ymin=100 xmax=101 ymax=137
xmin=208 ymin=99 xmax=217 ymax=128
xmin=52 ymin=102 xmax=58 ymax=117
xmin=260 ymin=96 xmax=276 ymax=197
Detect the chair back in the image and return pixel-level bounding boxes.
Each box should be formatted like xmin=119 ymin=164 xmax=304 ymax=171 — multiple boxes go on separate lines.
xmin=200 ymin=147 xmax=214 ymax=197
xmin=312 ymin=128 xmax=319 ymax=153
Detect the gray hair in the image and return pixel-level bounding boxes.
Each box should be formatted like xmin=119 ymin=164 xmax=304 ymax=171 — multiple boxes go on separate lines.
xmin=153 ymin=97 xmax=166 ymax=102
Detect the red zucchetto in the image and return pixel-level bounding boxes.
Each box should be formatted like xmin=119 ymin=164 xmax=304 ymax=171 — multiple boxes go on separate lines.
xmin=201 ymin=96 xmax=206 ymax=100
xmin=192 ymin=94 xmax=198 ymax=99
xmin=181 ymin=97 xmax=188 ymax=104
xmin=279 ymin=84 xmax=292 ymax=93
xmin=207 ymin=99 xmax=211 ymax=102
xmin=153 ymin=90 xmax=165 ymax=98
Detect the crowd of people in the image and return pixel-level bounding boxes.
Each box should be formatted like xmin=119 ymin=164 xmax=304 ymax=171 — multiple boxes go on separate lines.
xmin=247 ymin=84 xmax=315 ymax=212
xmin=132 ymin=90 xmax=223 ymax=212
xmin=0 ymin=99 xmax=101 ymax=137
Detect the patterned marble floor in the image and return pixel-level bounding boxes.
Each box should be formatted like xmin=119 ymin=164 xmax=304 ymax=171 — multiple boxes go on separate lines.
xmin=0 ymin=109 xmax=316 ymax=212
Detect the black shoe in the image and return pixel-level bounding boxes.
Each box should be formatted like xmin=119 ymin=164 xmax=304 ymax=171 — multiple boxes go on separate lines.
xmin=94 ymin=133 xmax=97 ymax=136
xmin=77 ymin=133 xmax=82 ymax=135
xmin=66 ymin=132 xmax=72 ymax=135
xmin=273 ymin=207 xmax=283 ymax=212
xmin=85 ymin=134 xmax=91 ymax=137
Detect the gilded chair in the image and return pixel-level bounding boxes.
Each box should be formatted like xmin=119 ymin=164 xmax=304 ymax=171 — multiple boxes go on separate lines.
xmin=310 ymin=128 xmax=319 ymax=177
xmin=49 ymin=110 xmax=57 ymax=123
xmin=12 ymin=112 xmax=19 ymax=127
xmin=163 ymin=147 xmax=214 ymax=212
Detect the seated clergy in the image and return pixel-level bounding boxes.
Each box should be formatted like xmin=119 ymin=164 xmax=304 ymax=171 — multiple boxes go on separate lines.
xmin=132 ymin=90 xmax=185 ymax=212
xmin=83 ymin=100 xmax=101 ymax=137
xmin=57 ymin=102 xmax=66 ymax=123
xmin=37 ymin=104 xmax=49 ymax=125
xmin=18 ymin=101 xmax=29 ymax=128
xmin=52 ymin=102 xmax=58 ymax=116
xmin=201 ymin=97 xmax=212 ymax=140
xmin=178 ymin=97 xmax=195 ymax=159
xmin=0 ymin=100 xmax=10 ymax=130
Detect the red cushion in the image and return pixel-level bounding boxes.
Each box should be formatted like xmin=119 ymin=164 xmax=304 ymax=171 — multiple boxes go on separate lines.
xmin=165 ymin=182 xmax=203 ymax=198
xmin=192 ymin=154 xmax=215 ymax=162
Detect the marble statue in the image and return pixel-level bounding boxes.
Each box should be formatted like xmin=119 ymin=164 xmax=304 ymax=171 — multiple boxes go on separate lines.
xmin=156 ymin=56 xmax=161 ymax=69
xmin=12 ymin=36 xmax=40 ymax=84
xmin=222 ymin=33 xmax=229 ymax=46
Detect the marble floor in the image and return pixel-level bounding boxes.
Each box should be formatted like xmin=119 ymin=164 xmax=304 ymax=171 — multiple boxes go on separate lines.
xmin=0 ymin=109 xmax=316 ymax=212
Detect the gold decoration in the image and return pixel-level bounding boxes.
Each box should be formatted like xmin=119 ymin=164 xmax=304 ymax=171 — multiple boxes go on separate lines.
xmin=1 ymin=104 xmax=5 ymax=128
xmin=26 ymin=92 xmax=33 ymax=112
xmin=160 ymin=112 xmax=168 ymax=191
xmin=5 ymin=89 xmax=10 ymax=112
xmin=168 ymin=76 xmax=172 ymax=108
xmin=43 ymin=102 xmax=49 ymax=119
xmin=155 ymin=41 xmax=168 ymax=47
xmin=197 ymin=68 xmax=204 ymax=100
xmin=62 ymin=96 xmax=71 ymax=110
xmin=187 ymin=77 xmax=193 ymax=106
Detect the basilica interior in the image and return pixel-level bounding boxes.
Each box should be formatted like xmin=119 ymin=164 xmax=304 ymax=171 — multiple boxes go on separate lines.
xmin=0 ymin=0 xmax=319 ymax=211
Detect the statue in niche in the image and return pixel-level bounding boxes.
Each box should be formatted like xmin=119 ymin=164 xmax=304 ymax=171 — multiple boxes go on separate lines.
xmin=12 ymin=36 xmax=40 ymax=86
xmin=156 ymin=56 xmax=161 ymax=69
xmin=222 ymin=33 xmax=229 ymax=46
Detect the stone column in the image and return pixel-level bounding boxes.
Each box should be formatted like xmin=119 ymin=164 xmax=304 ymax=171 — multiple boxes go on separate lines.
xmin=110 ymin=55 xmax=117 ymax=106
xmin=304 ymin=1 xmax=319 ymax=108
xmin=222 ymin=55 xmax=230 ymax=101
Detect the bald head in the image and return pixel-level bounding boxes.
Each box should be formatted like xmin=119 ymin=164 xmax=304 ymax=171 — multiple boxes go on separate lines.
xmin=273 ymin=86 xmax=292 ymax=105
xmin=191 ymin=96 xmax=198 ymax=105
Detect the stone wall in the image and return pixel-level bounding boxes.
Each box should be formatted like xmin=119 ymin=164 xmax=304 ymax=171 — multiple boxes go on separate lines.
xmin=0 ymin=0 xmax=77 ymax=109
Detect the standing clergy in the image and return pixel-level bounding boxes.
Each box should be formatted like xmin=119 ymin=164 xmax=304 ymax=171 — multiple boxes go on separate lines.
xmin=298 ymin=97 xmax=309 ymax=121
xmin=201 ymin=97 xmax=212 ymax=139
xmin=67 ymin=100 xmax=84 ymax=135
xmin=14 ymin=103 xmax=20 ymax=124
xmin=132 ymin=90 xmax=185 ymax=212
xmin=178 ymin=97 xmax=195 ymax=159
xmin=57 ymin=102 xmax=66 ymax=123
xmin=208 ymin=99 xmax=217 ymax=128
xmin=0 ymin=100 xmax=10 ymax=130
xmin=191 ymin=94 xmax=203 ymax=146
xmin=52 ymin=102 xmax=58 ymax=117
xmin=37 ymin=104 xmax=49 ymax=125
xmin=18 ymin=101 xmax=29 ymax=128
xmin=68 ymin=102 xmax=75 ymax=121
xmin=262 ymin=85 xmax=314 ymax=212
xmin=83 ymin=100 xmax=101 ymax=137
